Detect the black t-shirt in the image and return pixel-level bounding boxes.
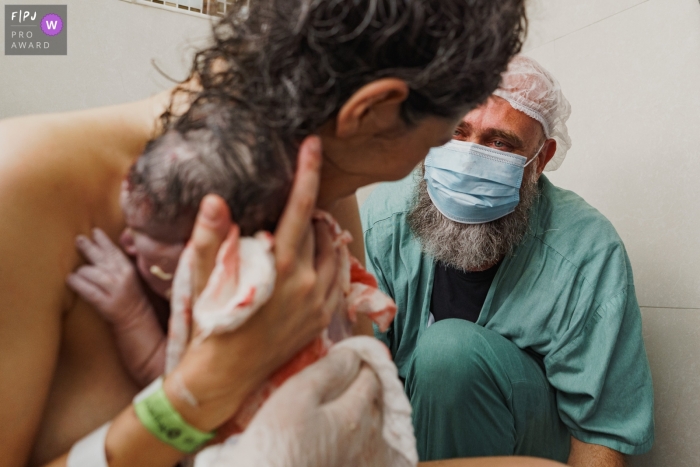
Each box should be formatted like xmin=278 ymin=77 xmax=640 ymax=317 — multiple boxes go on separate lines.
xmin=430 ymin=260 xmax=501 ymax=323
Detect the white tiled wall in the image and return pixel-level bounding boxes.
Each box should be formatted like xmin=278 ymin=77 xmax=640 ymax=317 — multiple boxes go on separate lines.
xmin=0 ymin=0 xmax=212 ymax=119
xmin=527 ymin=0 xmax=700 ymax=310
xmin=522 ymin=1 xmax=700 ymax=463
xmin=361 ymin=1 xmax=700 ymax=464
xmin=635 ymin=308 xmax=700 ymax=467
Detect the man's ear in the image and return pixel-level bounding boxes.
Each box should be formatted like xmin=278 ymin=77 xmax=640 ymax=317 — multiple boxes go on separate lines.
xmin=538 ymin=138 xmax=557 ymax=174
xmin=335 ymin=78 xmax=410 ymax=139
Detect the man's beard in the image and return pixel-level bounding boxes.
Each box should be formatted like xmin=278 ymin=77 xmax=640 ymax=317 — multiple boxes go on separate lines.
xmin=408 ymin=164 xmax=540 ymax=272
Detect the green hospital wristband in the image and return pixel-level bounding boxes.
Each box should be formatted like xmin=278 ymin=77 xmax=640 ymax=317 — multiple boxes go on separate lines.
xmin=133 ymin=377 xmax=215 ymax=454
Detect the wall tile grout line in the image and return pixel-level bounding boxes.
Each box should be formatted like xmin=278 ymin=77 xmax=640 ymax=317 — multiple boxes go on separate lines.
xmin=529 ymin=0 xmax=651 ymax=50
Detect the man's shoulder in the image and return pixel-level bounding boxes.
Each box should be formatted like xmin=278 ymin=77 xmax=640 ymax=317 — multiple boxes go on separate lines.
xmin=360 ymin=172 xmax=417 ymax=231
xmin=536 ymin=176 xmax=625 ymax=260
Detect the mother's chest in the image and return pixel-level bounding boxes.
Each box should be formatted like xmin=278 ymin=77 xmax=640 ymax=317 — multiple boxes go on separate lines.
xmin=29 ymin=299 xmax=139 ymax=465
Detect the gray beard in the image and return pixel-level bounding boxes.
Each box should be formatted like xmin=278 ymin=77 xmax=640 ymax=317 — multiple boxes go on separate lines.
xmin=408 ymin=165 xmax=540 ymax=272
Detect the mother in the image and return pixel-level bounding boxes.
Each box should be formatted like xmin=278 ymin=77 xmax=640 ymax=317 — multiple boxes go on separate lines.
xmin=0 ymin=1 xmax=560 ymax=466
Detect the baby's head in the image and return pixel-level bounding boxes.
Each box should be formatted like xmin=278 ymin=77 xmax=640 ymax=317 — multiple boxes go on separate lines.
xmin=120 ymin=102 xmax=295 ymax=297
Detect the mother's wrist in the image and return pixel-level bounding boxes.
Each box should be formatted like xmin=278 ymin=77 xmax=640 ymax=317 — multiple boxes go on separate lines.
xmin=162 ymin=370 xmax=227 ymax=433
xmin=135 ymin=377 xmax=215 ymax=453
xmin=162 ymin=336 xmax=269 ymax=432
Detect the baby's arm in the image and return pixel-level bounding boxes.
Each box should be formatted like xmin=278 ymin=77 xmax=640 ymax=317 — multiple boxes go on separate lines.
xmin=66 ymin=228 xmax=166 ymax=386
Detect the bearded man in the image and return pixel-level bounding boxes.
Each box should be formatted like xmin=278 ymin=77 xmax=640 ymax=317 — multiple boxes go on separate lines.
xmin=361 ymin=56 xmax=654 ymax=467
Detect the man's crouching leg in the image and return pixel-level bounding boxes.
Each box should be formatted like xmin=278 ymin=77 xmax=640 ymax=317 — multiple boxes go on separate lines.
xmin=405 ymin=319 xmax=570 ymax=462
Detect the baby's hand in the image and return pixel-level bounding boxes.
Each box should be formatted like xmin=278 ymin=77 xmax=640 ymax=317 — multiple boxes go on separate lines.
xmin=67 ymin=228 xmax=151 ymax=328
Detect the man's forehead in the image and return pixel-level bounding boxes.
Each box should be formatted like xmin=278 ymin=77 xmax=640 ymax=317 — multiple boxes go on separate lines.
xmin=462 ymin=96 xmax=544 ymax=139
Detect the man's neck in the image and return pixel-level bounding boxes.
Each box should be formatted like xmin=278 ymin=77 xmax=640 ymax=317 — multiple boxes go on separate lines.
xmin=464 ymin=256 xmax=504 ymax=272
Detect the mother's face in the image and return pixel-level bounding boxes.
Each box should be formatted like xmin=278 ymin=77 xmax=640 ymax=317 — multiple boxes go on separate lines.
xmin=372 ymin=115 xmax=464 ymax=182
xmin=318 ymin=79 xmax=467 ymax=202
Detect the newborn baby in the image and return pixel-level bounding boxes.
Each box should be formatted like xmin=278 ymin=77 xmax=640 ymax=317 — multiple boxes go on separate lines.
xmin=67 ymin=103 xmax=303 ymax=385
xmin=67 ymin=103 xmax=414 ymax=465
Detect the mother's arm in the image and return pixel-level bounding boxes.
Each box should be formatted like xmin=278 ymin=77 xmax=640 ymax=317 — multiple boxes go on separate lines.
xmin=0 ymin=122 xmax=76 ymax=467
xmin=0 ymin=93 xmax=175 ymax=466
xmin=0 ymin=94 xmax=336 ymax=465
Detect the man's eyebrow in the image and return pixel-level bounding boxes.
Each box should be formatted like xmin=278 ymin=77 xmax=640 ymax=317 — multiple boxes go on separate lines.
xmin=456 ymin=121 xmax=471 ymax=133
xmin=483 ymin=128 xmax=525 ymax=149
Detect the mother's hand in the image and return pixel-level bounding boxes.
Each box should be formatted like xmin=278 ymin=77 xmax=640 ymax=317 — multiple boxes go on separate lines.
xmin=205 ymin=349 xmax=384 ymax=467
xmin=164 ymin=136 xmax=344 ymax=431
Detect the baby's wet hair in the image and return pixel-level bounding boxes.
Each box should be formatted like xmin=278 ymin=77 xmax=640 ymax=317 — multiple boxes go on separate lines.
xmin=127 ymin=100 xmax=295 ymax=236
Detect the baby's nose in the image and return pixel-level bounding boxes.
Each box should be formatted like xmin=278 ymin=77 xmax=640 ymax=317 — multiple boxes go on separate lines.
xmin=119 ymin=228 xmax=135 ymax=251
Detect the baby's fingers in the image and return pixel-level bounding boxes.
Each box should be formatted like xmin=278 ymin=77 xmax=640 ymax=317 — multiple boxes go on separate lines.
xmin=66 ymin=272 xmax=108 ymax=308
xmin=92 ymin=228 xmax=129 ymax=262
xmin=72 ymin=265 xmax=112 ymax=293
xmin=75 ymin=234 xmax=106 ymax=265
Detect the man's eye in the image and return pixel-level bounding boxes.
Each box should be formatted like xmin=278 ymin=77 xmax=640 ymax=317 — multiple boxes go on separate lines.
xmin=453 ymin=129 xmax=469 ymax=141
xmin=493 ymin=140 xmax=505 ymax=148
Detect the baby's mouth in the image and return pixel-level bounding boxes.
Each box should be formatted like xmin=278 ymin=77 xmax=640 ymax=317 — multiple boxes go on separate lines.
xmin=149 ymin=265 xmax=174 ymax=281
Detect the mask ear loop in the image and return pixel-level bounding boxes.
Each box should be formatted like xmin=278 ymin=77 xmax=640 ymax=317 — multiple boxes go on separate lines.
xmin=524 ymin=140 xmax=547 ymax=168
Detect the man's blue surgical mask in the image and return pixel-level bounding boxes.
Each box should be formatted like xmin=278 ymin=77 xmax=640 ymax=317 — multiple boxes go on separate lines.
xmin=424 ymin=140 xmax=542 ymax=224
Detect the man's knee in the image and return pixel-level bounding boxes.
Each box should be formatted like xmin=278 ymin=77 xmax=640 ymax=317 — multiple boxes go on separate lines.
xmin=406 ymin=320 xmax=506 ymax=397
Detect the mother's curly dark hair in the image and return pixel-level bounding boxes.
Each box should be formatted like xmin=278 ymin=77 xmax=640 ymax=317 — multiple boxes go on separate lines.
xmin=169 ymin=0 xmax=527 ymax=136
xmin=135 ymin=0 xmax=527 ymax=235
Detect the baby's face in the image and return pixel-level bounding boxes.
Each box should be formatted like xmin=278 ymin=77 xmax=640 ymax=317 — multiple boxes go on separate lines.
xmin=119 ymin=227 xmax=185 ymax=299
xmin=120 ymin=185 xmax=193 ymax=299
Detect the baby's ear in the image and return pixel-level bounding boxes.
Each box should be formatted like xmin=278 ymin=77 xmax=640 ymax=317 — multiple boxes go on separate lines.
xmin=119 ymin=229 xmax=138 ymax=256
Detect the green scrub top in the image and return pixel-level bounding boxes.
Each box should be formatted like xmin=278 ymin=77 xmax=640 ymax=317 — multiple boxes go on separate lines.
xmin=361 ymin=172 xmax=654 ymax=456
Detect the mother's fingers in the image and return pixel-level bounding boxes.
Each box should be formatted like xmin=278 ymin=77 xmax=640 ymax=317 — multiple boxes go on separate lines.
xmin=323 ymin=365 xmax=382 ymax=429
xmin=313 ymin=220 xmax=341 ymax=299
xmin=280 ymin=348 xmax=362 ymax=410
xmin=191 ymin=195 xmax=232 ymax=299
xmin=275 ymin=136 xmax=322 ymax=271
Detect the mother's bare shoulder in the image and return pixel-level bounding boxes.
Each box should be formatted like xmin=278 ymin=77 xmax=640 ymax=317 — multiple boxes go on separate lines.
xmin=0 ymin=101 xmax=156 ymax=466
